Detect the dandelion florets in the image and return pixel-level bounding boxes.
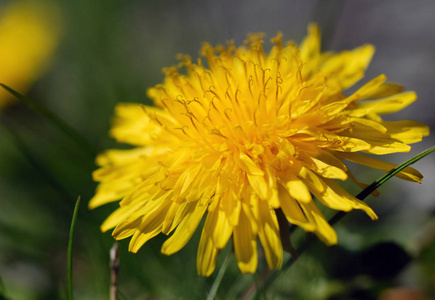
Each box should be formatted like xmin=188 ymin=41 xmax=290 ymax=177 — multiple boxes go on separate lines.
xmin=90 ymin=24 xmax=429 ymax=275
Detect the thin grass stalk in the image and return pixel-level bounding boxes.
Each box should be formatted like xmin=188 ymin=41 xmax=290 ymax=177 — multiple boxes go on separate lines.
xmin=67 ymin=196 xmax=81 ymax=300
xmin=207 ymin=253 xmax=231 ymax=300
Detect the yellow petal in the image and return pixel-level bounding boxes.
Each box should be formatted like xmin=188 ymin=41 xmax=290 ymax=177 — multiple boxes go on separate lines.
xmin=112 ymin=218 xmax=141 ymax=240
xmin=247 ymin=174 xmax=269 ymax=199
xmin=300 ymin=167 xmax=378 ymax=220
xmin=278 ymin=184 xmax=315 ymax=231
xmin=219 ymin=181 xmax=242 ymax=227
xmin=319 ymin=44 xmax=374 ymax=91
xmin=207 ymin=206 xmax=233 ymax=249
xmin=298 ymin=166 xmax=325 ymax=193
xmin=255 ymin=200 xmax=283 ymax=269
xmin=161 ymin=201 xmax=207 ymax=255
xmin=168 ymin=201 xmax=195 ymax=232
xmin=351 ymin=117 xmax=387 ymax=133
xmin=110 ymin=104 xmax=154 ymax=145
xmin=197 ymin=224 xmax=219 ymax=276
xmin=368 ymin=83 xmax=404 ymax=98
xmin=172 ymin=163 xmax=203 ymax=200
xmin=340 ymin=123 xmax=412 ymax=154
xmin=337 ymin=152 xmax=423 ymax=183
xmin=357 ymin=92 xmax=417 ymax=115
xmin=382 ymin=120 xmax=430 ymax=144
xmin=294 ymin=130 xmax=371 ymax=152
xmin=299 ymin=23 xmax=321 ymax=64
xmin=95 ymin=147 xmax=153 ymax=167
xmin=161 ymin=201 xmax=181 ymax=234
xmin=281 ymin=172 xmax=312 ymax=203
xmin=100 ymin=200 xmax=143 ymax=232
xmin=356 ymin=75 xmax=403 ymax=99
xmin=365 ymin=140 xmax=411 ymax=155
xmin=290 ymin=80 xmax=326 ymax=118
xmin=238 ymin=153 xmax=264 ymax=176
xmin=129 ymin=225 xmax=162 ymax=253
xmin=118 ymin=200 xmax=172 ymax=252
xmin=241 ymin=200 xmax=259 ymax=235
xmin=89 ymin=180 xmax=136 ymax=208
xmin=297 ymin=151 xmax=348 ymax=180
xmin=111 ymin=103 xmax=180 ymax=145
xmin=268 ymin=186 xmax=281 ymax=209
xmin=300 ymin=201 xmax=338 ymax=245
xmin=354 ymin=74 xmax=387 ymax=99
xmin=233 ymin=209 xmax=258 ymax=273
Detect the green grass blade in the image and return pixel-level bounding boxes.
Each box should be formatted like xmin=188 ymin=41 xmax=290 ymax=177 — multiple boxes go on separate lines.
xmin=67 ymin=196 xmax=81 ymax=300
xmin=207 ymin=254 xmax=231 ymax=300
xmin=251 ymin=146 xmax=435 ymax=299
xmin=329 ymin=145 xmax=435 ymax=227
xmin=0 ymin=84 xmax=96 ymax=158
xmin=357 ymin=145 xmax=435 ymax=199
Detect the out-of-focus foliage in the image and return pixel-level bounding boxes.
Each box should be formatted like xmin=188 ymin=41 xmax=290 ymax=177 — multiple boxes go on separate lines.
xmin=0 ymin=0 xmax=434 ymax=299
xmin=0 ymin=0 xmax=60 ymax=110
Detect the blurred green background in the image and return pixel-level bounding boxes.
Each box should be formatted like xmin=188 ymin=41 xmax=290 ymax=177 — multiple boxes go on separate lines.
xmin=0 ymin=0 xmax=434 ymax=299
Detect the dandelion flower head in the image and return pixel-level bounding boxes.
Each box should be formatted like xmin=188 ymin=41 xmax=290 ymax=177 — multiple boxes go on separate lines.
xmin=90 ymin=24 xmax=429 ymax=275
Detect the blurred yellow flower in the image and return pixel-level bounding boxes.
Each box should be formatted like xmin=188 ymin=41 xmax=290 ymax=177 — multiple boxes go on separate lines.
xmin=0 ymin=0 xmax=60 ymax=110
xmin=91 ymin=24 xmax=429 ymax=275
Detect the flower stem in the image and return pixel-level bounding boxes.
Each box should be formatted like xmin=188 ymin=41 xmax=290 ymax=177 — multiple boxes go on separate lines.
xmin=110 ymin=243 xmax=120 ymax=300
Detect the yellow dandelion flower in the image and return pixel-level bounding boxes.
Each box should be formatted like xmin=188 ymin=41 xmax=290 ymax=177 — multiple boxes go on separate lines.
xmin=0 ymin=0 xmax=60 ymax=110
xmin=90 ymin=24 xmax=429 ymax=276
